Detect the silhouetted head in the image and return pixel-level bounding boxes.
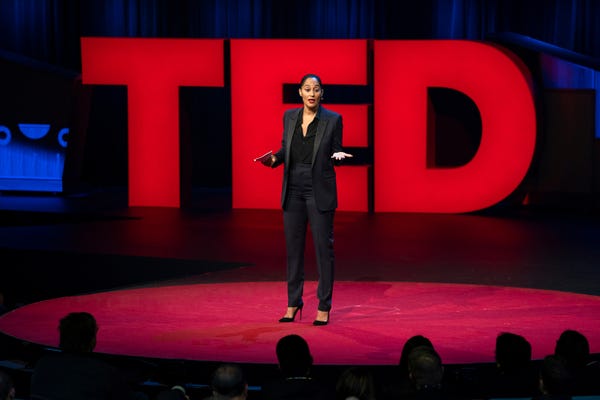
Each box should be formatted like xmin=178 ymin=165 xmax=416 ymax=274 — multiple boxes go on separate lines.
xmin=211 ymin=363 xmax=247 ymax=400
xmin=399 ymin=335 xmax=434 ymax=375
xmin=555 ymin=329 xmax=590 ymax=371
xmin=335 ymin=366 xmax=376 ymax=400
xmin=495 ymin=332 xmax=532 ymax=372
xmin=407 ymin=345 xmax=444 ymax=390
xmin=276 ymin=334 xmax=313 ymax=378
xmin=58 ymin=311 xmax=98 ymax=353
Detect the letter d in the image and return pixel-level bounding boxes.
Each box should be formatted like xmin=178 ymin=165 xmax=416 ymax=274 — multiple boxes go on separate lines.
xmin=374 ymin=40 xmax=537 ymax=213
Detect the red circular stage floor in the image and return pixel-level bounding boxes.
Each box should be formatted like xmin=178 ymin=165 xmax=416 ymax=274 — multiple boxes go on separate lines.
xmin=1 ymin=281 xmax=599 ymax=365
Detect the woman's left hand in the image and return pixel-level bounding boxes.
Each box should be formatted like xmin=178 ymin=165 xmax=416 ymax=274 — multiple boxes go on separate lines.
xmin=331 ymin=152 xmax=353 ymax=161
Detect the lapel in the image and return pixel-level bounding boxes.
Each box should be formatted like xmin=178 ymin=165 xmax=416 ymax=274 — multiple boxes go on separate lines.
xmin=285 ymin=109 xmax=300 ymax=162
xmin=312 ymin=108 xmax=328 ymax=166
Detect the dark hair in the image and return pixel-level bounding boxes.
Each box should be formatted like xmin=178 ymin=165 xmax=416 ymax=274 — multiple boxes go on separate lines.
xmin=58 ymin=311 xmax=98 ymax=353
xmin=299 ymin=73 xmax=322 ymax=87
xmin=276 ymin=334 xmax=313 ymax=377
xmin=555 ymin=329 xmax=590 ymax=370
xmin=211 ymin=363 xmax=246 ymax=399
xmin=407 ymin=345 xmax=443 ymax=388
xmin=335 ymin=366 xmax=376 ymax=400
xmin=495 ymin=332 xmax=532 ymax=372
xmin=399 ymin=335 xmax=434 ymax=374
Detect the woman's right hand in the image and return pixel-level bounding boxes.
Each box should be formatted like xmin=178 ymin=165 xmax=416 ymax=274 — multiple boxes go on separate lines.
xmin=261 ymin=154 xmax=276 ymax=167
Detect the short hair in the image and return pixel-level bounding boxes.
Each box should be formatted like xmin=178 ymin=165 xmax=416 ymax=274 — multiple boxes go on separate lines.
xmin=211 ymin=363 xmax=246 ymax=399
xmin=407 ymin=345 xmax=443 ymax=389
xmin=399 ymin=335 xmax=434 ymax=373
xmin=58 ymin=312 xmax=98 ymax=353
xmin=495 ymin=332 xmax=532 ymax=371
xmin=276 ymin=334 xmax=313 ymax=377
xmin=555 ymin=329 xmax=590 ymax=370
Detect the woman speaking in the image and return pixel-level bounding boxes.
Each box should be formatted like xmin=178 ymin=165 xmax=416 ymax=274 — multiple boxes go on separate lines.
xmin=259 ymin=73 xmax=352 ymax=326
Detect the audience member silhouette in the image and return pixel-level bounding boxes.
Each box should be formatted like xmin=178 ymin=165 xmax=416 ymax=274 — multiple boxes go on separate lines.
xmin=486 ymin=332 xmax=539 ymax=397
xmin=0 ymin=370 xmax=15 ymax=400
xmin=400 ymin=335 xmax=435 ymax=378
xmin=453 ymin=331 xmax=538 ymax=398
xmin=14 ymin=321 xmax=600 ymax=400
xmin=407 ymin=345 xmax=445 ymax=398
xmin=555 ymin=330 xmax=590 ymax=371
xmin=260 ymin=334 xmax=333 ymax=400
xmin=534 ymin=355 xmax=573 ymax=400
xmin=380 ymin=335 xmax=435 ymax=399
xmin=30 ymin=311 xmax=145 ymax=400
xmin=204 ymin=363 xmax=248 ymax=400
xmin=554 ymin=329 xmax=599 ymax=394
xmin=406 ymin=344 xmax=467 ymax=400
xmin=335 ymin=366 xmax=376 ymax=400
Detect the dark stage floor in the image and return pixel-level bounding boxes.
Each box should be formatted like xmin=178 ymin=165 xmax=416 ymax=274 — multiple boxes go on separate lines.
xmin=1 ymin=187 xmax=599 ymax=305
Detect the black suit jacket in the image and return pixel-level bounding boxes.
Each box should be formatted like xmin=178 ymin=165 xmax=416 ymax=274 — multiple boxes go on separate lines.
xmin=272 ymin=106 xmax=343 ymax=212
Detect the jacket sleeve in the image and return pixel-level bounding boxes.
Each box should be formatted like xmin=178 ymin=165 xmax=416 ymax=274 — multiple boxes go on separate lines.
xmin=272 ymin=111 xmax=288 ymax=168
xmin=331 ymin=114 xmax=343 ymax=154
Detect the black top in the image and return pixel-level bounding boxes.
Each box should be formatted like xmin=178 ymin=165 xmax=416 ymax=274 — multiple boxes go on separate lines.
xmin=290 ymin=108 xmax=319 ymax=166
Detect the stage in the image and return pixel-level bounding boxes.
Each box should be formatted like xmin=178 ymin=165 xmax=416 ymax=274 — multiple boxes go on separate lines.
xmin=1 ymin=189 xmax=600 ymax=373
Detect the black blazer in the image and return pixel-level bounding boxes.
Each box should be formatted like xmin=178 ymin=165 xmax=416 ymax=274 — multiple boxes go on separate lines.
xmin=272 ymin=106 xmax=343 ymax=212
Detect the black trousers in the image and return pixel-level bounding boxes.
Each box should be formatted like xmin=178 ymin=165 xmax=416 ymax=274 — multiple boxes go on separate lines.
xmin=283 ymin=163 xmax=335 ymax=312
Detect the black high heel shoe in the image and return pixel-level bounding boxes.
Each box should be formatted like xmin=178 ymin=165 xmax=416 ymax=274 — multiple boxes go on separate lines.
xmin=313 ymin=311 xmax=330 ymax=326
xmin=279 ymin=304 xmax=303 ymax=323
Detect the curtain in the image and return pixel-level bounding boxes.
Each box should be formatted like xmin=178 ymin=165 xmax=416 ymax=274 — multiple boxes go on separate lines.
xmin=0 ymin=0 xmax=598 ymax=71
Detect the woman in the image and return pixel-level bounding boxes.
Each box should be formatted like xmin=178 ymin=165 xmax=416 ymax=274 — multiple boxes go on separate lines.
xmin=260 ymin=73 xmax=352 ymax=325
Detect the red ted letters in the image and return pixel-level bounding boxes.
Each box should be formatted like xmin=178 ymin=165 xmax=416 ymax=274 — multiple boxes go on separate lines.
xmin=80 ymin=38 xmax=536 ymax=212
